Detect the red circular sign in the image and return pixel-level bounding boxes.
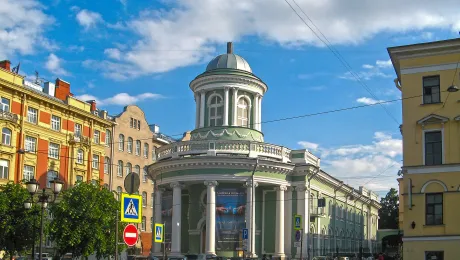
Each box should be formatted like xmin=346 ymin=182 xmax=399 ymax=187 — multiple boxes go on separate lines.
xmin=123 ymin=224 xmax=139 ymax=247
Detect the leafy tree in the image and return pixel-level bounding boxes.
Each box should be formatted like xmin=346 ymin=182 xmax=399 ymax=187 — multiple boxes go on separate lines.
xmin=378 ymin=188 xmax=399 ymax=229
xmin=49 ymin=181 xmax=126 ymax=259
xmin=0 ymin=182 xmax=40 ymax=260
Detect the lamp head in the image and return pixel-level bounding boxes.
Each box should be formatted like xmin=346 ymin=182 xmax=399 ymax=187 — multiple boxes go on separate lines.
xmin=25 ymin=179 xmax=39 ymax=195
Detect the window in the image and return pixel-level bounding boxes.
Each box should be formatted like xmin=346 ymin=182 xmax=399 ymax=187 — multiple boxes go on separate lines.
xmin=144 ymin=143 xmax=149 ymax=158
xmin=117 ymin=161 xmax=123 ymax=177
xmin=152 ymin=147 xmax=156 ymax=162
xmin=426 ymin=193 xmax=443 ymax=225
xmin=141 ymin=216 xmax=146 ymax=231
xmin=133 ymin=119 xmax=137 ymax=129
xmin=208 ymin=94 xmax=223 ymax=126
xmin=425 ymin=131 xmax=442 ymax=166
xmin=76 ymin=175 xmax=83 ymax=184
xmin=92 ymin=154 xmax=99 ymax=169
xmin=425 ymin=251 xmax=443 ymax=260
xmin=48 ymin=143 xmax=59 ymax=159
xmin=118 ymin=134 xmax=124 ymax=151
xmin=47 ymin=171 xmax=58 ymax=188
xmin=143 ymin=167 xmax=148 ymax=183
xmin=91 ymin=180 xmax=97 ymax=186
xmin=25 ymin=136 xmax=37 ymax=153
xmin=117 ymin=186 xmax=122 ymax=196
xmin=423 ymin=76 xmax=440 ymax=104
xmin=127 ymin=137 xmax=133 ymax=153
xmin=135 ymin=140 xmax=141 ymax=156
xmin=74 ymin=124 xmax=82 ymax=137
xmin=104 ymin=157 xmax=110 ymax=174
xmin=130 ymin=118 xmax=134 ymax=128
xmin=103 ymin=184 xmax=109 ymax=189
xmin=93 ymin=130 xmax=100 ymax=144
xmin=134 ymin=165 xmax=140 ymax=174
xmin=23 ymin=165 xmax=34 ymax=181
xmin=151 ymin=193 xmax=154 ymax=208
xmin=27 ymin=107 xmax=38 ymax=124
xmin=105 ymin=130 xmax=111 ymax=146
xmin=1 ymin=97 xmax=10 ymax=111
xmin=77 ymin=149 xmax=84 ymax=164
xmin=138 ymin=120 xmax=141 ymax=130
xmin=51 ymin=115 xmax=61 ymax=131
xmin=0 ymin=160 xmax=9 ymax=179
xmin=2 ymin=128 xmax=11 ymax=145
xmin=142 ymin=192 xmax=147 ymax=207
xmin=126 ymin=162 xmax=132 ymax=175
xmin=237 ymin=98 xmax=249 ymax=127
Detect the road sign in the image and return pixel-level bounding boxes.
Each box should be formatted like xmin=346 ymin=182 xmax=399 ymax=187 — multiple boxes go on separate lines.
xmin=294 ymin=242 xmax=301 ymax=248
xmin=123 ymin=224 xmax=139 ymax=247
xmin=242 ymin=228 xmax=248 ymax=240
xmin=124 ymin=172 xmax=140 ymax=194
xmin=121 ymin=193 xmax=142 ymax=223
xmin=154 ymin=223 xmax=164 ymax=243
xmin=294 ymin=215 xmax=302 ymax=230
xmin=295 ymin=230 xmax=302 ymax=242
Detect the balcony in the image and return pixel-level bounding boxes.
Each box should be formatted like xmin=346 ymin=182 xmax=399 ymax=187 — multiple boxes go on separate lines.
xmin=0 ymin=110 xmax=18 ymax=123
xmin=156 ymin=139 xmax=291 ymax=163
xmin=68 ymin=134 xmax=90 ymax=145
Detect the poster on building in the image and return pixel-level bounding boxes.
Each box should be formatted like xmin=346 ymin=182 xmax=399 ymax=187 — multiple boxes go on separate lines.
xmin=215 ymin=188 xmax=246 ymax=251
xmin=161 ymin=191 xmax=173 ymax=252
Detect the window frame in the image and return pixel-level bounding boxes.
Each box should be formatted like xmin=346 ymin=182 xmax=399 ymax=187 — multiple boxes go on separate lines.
xmin=422 ymin=75 xmax=441 ymax=104
xmin=118 ymin=134 xmax=124 ymax=151
xmin=92 ymin=154 xmax=99 ymax=169
xmin=423 ymin=129 xmax=443 ymax=166
xmin=104 ymin=157 xmax=110 ymax=174
xmin=1 ymin=97 xmax=10 ymax=111
xmin=135 ymin=140 xmax=141 ymax=156
xmin=51 ymin=115 xmax=61 ymax=131
xmin=0 ymin=159 xmax=9 ymax=179
xmin=74 ymin=123 xmax=82 ymax=137
xmin=142 ymin=192 xmax=147 ymax=207
xmin=25 ymin=136 xmax=37 ymax=153
xmin=2 ymin=127 xmax=11 ymax=145
xmin=236 ymin=96 xmax=251 ymax=127
xmin=76 ymin=175 xmax=83 ymax=184
xmin=23 ymin=165 xmax=35 ymax=181
xmin=126 ymin=162 xmax=132 ymax=175
xmin=117 ymin=160 xmax=123 ymax=177
xmin=48 ymin=143 xmax=60 ymax=159
xmin=27 ymin=107 xmax=38 ymax=124
xmin=207 ymin=93 xmax=223 ymax=127
xmin=105 ymin=130 xmax=111 ymax=146
xmin=425 ymin=193 xmax=443 ymax=225
xmin=93 ymin=130 xmax=100 ymax=144
xmin=143 ymin=143 xmax=149 ymax=158
xmin=46 ymin=170 xmax=58 ymax=188
xmin=127 ymin=137 xmax=133 ymax=153
xmin=77 ymin=149 xmax=84 ymax=164
xmin=141 ymin=216 xmax=146 ymax=231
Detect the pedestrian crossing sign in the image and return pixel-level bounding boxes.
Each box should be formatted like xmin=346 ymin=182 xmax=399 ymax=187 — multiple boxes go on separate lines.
xmin=294 ymin=214 xmax=302 ymax=230
xmin=121 ymin=193 xmax=142 ymax=223
xmin=154 ymin=224 xmax=164 ymax=243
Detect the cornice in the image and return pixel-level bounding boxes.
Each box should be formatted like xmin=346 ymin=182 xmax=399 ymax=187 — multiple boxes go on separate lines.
xmin=190 ymin=74 xmax=267 ymax=93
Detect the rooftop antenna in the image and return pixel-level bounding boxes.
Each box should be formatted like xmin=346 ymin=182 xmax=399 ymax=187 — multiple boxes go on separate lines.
xmin=34 ymin=71 xmax=44 ymax=85
xmin=12 ymin=62 xmax=20 ymax=74
xmin=227 ymin=42 xmax=233 ymax=54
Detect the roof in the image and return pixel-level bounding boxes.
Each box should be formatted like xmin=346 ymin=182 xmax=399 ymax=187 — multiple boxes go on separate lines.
xmin=206 ymin=53 xmax=252 ymax=73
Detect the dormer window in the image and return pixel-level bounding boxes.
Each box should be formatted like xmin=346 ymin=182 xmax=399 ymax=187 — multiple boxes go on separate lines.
xmin=208 ymin=94 xmax=223 ymax=127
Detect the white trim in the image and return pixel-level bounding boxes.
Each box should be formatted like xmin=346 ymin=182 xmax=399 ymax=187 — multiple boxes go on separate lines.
xmin=401 ymin=62 xmax=460 ymax=75
xmin=422 ymin=128 xmax=444 ymax=166
xmin=405 ymin=164 xmax=460 ymax=174
xmin=421 ymin=180 xmax=448 ymax=193
xmin=157 ymin=174 xmax=290 ymax=186
xmin=417 ymin=114 xmax=449 ymax=125
xmin=403 ymin=235 xmax=460 ymax=242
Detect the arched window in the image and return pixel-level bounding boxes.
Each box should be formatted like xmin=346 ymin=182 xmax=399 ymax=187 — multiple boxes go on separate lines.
xmin=116 ymin=186 xmax=122 ymax=200
xmin=208 ymin=94 xmax=223 ymax=127
xmin=105 ymin=130 xmax=111 ymax=146
xmin=118 ymin=134 xmax=124 ymax=151
xmin=135 ymin=140 xmax=141 ymax=155
xmin=126 ymin=162 xmax=132 ymax=175
xmin=104 ymin=157 xmax=110 ymax=174
xmin=127 ymin=137 xmax=133 ymax=153
xmin=144 ymin=143 xmax=149 ymax=158
xmin=143 ymin=166 xmax=148 ymax=182
xmin=237 ymin=97 xmax=249 ymax=127
xmin=1 ymin=128 xmax=11 ymax=145
xmin=134 ymin=165 xmax=140 ymax=174
xmin=142 ymin=192 xmax=147 ymax=207
xmin=77 ymin=149 xmax=84 ymax=164
xmin=117 ymin=160 xmax=123 ymax=177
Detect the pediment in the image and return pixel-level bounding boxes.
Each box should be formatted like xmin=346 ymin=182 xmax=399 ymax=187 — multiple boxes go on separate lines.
xmin=417 ymin=114 xmax=449 ymax=125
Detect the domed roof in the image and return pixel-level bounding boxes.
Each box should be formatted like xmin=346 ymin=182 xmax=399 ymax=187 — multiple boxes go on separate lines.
xmin=205 ymin=42 xmax=252 ymax=73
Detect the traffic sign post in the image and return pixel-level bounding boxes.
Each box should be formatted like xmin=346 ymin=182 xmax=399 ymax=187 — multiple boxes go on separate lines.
xmin=294 ymin=215 xmax=302 ymax=230
xmin=121 ymin=193 xmax=142 ymax=223
xmin=123 ymin=224 xmax=139 ymax=247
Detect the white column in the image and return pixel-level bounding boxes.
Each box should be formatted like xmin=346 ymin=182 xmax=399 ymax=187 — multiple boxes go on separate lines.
xmin=200 ymin=91 xmax=206 ymax=128
xmin=232 ymin=88 xmax=239 ymax=126
xmin=284 ymin=187 xmax=293 ymax=257
xmin=170 ymin=182 xmax=183 ymax=255
xmin=195 ymin=93 xmax=200 ymax=129
xmin=244 ymin=181 xmax=258 ymax=257
xmin=275 ymin=185 xmax=287 ymax=257
xmin=154 ymin=187 xmax=164 ymax=254
xmin=204 ymin=181 xmax=218 ymax=255
xmin=223 ymin=87 xmax=229 ymax=126
xmin=257 ymin=96 xmax=262 ymax=131
xmin=295 ymin=186 xmax=310 ymax=258
xmin=368 ymin=211 xmax=372 ymax=253
xmin=252 ymin=94 xmax=259 ymax=130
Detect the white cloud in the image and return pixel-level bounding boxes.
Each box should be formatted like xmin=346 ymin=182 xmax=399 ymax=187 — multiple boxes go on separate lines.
xmin=76 ymin=9 xmax=103 ymax=30
xmin=341 ymin=59 xmax=394 ymax=80
xmin=0 ymin=0 xmax=54 ymax=59
xmin=90 ymin=0 xmax=460 ymax=79
xmin=75 ymin=92 xmax=163 ymax=106
xmin=45 ymin=53 xmax=69 ymax=76
xmin=362 ymin=64 xmax=374 ymax=69
xmin=376 ymin=59 xmax=392 ymax=68
xmin=104 ymin=48 xmax=121 ymax=60
xmin=68 ymin=45 xmax=85 ymax=52
xmin=356 ymin=97 xmax=386 ymax=105
xmin=299 ymin=131 xmax=402 ymax=191
xmin=298 ymin=141 xmax=319 ymax=150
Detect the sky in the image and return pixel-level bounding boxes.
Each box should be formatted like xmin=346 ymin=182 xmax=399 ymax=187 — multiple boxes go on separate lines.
xmin=3 ymin=0 xmax=460 ymax=197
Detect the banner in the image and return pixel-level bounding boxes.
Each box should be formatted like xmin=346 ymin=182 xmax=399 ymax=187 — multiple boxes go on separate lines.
xmin=215 ymin=188 xmax=246 ymax=251
xmin=161 ymin=191 xmax=173 ymax=251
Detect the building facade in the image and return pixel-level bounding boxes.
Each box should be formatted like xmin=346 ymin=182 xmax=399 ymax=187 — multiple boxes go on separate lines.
xmin=0 ymin=60 xmax=112 ymax=189
xmin=388 ymin=39 xmax=460 ymax=260
xmin=147 ymin=43 xmax=380 ymax=258
xmin=105 ymin=105 xmax=173 ymax=255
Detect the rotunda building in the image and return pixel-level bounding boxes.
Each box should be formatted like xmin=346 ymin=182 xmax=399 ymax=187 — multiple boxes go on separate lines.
xmin=148 ymin=43 xmax=380 ymax=259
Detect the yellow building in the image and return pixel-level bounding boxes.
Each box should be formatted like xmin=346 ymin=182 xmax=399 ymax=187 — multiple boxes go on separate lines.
xmin=0 ymin=60 xmax=113 ymax=189
xmin=388 ymin=39 xmax=460 ymax=260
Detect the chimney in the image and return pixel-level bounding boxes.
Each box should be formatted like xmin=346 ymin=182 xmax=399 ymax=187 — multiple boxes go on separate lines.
xmin=88 ymin=100 xmax=97 ymax=112
xmin=43 ymin=82 xmax=56 ymax=96
xmin=152 ymin=124 xmax=160 ymax=134
xmin=227 ymin=42 xmax=233 ymax=54
xmin=0 ymin=60 xmax=11 ymax=71
xmin=55 ymin=78 xmax=71 ymax=101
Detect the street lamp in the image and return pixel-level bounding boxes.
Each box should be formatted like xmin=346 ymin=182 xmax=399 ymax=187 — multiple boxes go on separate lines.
xmin=25 ymin=177 xmax=64 ymax=260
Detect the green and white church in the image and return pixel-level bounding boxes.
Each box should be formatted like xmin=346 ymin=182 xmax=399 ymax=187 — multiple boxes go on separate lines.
xmin=148 ymin=43 xmax=380 ymax=259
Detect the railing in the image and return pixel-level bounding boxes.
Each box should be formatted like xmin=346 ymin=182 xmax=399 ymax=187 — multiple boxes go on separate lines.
xmin=0 ymin=110 xmax=18 ymax=123
xmin=68 ymin=134 xmax=90 ymax=145
xmin=156 ymin=140 xmax=291 ymax=163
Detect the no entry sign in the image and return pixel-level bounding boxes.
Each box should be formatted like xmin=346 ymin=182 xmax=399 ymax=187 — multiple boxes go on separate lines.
xmin=123 ymin=224 xmax=139 ymax=247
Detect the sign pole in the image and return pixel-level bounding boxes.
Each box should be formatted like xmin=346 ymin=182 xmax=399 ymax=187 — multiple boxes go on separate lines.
xmin=300 ymin=228 xmax=303 ymax=260
xmin=163 ymin=222 xmax=166 ymax=260
xmin=115 ymin=210 xmax=119 ymax=260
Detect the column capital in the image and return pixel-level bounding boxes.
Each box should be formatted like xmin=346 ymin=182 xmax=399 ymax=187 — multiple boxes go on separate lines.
xmin=286 ymin=186 xmax=294 ymax=192
xmin=204 ymin=181 xmax=219 ymax=187
xmin=295 ymin=185 xmax=308 ymax=192
xmin=255 ymin=93 xmax=262 ymax=98
xmin=170 ymin=182 xmax=184 ymax=189
xmin=274 ymin=185 xmax=287 ymax=192
xmin=155 ymin=187 xmax=166 ymax=193
xmin=224 ymin=86 xmax=231 ymax=92
xmin=244 ymin=181 xmax=259 ymax=188
xmin=199 ymin=90 xmax=206 ymax=95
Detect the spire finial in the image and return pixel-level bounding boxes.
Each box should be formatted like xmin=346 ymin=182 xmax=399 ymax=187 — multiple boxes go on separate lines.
xmin=227 ymin=42 xmax=233 ymax=54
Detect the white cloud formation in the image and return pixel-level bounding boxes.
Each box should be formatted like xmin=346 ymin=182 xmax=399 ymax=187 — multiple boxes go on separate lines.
xmin=0 ymin=0 xmax=54 ymax=59
xmin=376 ymin=59 xmax=392 ymax=68
xmin=298 ymin=141 xmax=319 ymax=150
xmin=356 ymin=97 xmax=386 ymax=105
xmin=45 ymin=53 xmax=69 ymax=76
xmin=92 ymin=0 xmax=460 ymax=79
xmin=298 ymin=131 xmax=402 ymax=191
xmin=76 ymin=9 xmax=103 ymax=30
xmin=75 ymin=92 xmax=163 ymax=106
xmin=342 ymin=58 xmax=395 ymax=81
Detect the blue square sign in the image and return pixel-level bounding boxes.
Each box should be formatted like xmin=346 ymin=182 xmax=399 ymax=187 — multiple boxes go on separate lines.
xmin=242 ymin=228 xmax=248 ymax=240
xmin=121 ymin=193 xmax=142 ymax=223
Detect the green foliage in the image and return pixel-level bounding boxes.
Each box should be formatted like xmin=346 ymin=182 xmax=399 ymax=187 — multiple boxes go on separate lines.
xmin=49 ymin=181 xmax=126 ymax=259
xmin=0 ymin=182 xmax=40 ymax=258
xmin=378 ymin=188 xmax=399 ymax=229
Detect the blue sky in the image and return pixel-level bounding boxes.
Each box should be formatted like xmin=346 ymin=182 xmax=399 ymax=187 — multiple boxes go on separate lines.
xmin=3 ymin=0 xmax=460 ymax=196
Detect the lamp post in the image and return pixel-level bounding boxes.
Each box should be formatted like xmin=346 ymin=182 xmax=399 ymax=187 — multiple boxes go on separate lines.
xmin=24 ymin=177 xmax=64 ymax=260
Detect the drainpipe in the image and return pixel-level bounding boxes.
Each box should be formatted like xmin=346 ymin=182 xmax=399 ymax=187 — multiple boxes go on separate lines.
xmin=16 ymin=93 xmax=26 ymax=182
xmin=109 ymin=123 xmax=116 ymax=190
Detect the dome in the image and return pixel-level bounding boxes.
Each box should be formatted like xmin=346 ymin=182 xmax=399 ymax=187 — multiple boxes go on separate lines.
xmin=205 ymin=42 xmax=252 ymax=73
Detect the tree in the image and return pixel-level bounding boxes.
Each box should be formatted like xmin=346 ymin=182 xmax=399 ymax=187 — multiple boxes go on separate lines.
xmin=378 ymin=188 xmax=399 ymax=229
xmin=49 ymin=181 xmax=126 ymax=260
xmin=0 ymin=182 xmax=40 ymax=260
